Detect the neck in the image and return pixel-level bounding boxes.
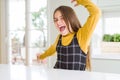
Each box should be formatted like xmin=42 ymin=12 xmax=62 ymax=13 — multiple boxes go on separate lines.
xmin=62 ymin=32 xmax=75 ymax=37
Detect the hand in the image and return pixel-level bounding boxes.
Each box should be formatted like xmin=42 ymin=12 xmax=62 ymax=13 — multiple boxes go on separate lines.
xmin=36 ymin=53 xmax=46 ymax=64
xmin=36 ymin=53 xmax=41 ymax=61
xmin=71 ymin=0 xmax=79 ymax=7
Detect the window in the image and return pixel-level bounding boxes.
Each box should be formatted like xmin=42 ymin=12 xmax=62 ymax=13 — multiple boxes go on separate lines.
xmin=103 ymin=11 xmax=120 ymax=34
xmin=7 ymin=0 xmax=47 ymax=65
xmin=91 ymin=10 xmax=120 ymax=59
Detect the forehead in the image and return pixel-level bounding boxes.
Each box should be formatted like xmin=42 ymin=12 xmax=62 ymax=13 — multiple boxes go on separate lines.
xmin=54 ymin=10 xmax=63 ymax=18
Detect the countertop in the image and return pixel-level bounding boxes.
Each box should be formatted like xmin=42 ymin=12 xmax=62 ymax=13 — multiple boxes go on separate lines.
xmin=0 ymin=64 xmax=120 ymax=80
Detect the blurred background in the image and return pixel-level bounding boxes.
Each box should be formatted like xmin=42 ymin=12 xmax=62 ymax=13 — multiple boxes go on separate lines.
xmin=0 ymin=0 xmax=120 ymax=74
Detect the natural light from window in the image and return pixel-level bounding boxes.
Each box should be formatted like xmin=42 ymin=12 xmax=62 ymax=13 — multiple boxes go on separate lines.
xmin=8 ymin=0 xmax=47 ymax=65
xmin=104 ymin=17 xmax=120 ymax=34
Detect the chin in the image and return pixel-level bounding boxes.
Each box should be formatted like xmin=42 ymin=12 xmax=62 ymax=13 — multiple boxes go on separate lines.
xmin=61 ymin=32 xmax=68 ymax=36
xmin=60 ymin=30 xmax=69 ymax=36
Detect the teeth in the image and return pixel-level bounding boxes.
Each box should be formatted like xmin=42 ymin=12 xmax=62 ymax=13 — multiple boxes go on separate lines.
xmin=59 ymin=26 xmax=64 ymax=28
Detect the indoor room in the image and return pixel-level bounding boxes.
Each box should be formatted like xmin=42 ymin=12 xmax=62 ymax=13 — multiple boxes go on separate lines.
xmin=0 ymin=0 xmax=120 ymax=80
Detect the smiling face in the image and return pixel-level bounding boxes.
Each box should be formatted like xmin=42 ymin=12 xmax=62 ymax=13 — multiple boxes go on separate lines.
xmin=53 ymin=6 xmax=81 ymax=35
xmin=53 ymin=10 xmax=70 ymax=36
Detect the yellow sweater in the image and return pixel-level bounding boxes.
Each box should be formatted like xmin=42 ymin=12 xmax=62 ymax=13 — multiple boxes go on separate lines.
xmin=39 ymin=0 xmax=101 ymax=59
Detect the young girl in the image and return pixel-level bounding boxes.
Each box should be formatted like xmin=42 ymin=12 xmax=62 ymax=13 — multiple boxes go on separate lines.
xmin=37 ymin=0 xmax=101 ymax=71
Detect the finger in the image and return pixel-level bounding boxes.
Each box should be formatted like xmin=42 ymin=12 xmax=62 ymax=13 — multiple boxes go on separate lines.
xmin=37 ymin=55 xmax=39 ymax=59
xmin=71 ymin=0 xmax=76 ymax=3
xmin=36 ymin=53 xmax=40 ymax=59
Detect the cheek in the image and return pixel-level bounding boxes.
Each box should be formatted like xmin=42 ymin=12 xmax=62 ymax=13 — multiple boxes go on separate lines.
xmin=54 ymin=22 xmax=57 ymax=27
xmin=54 ymin=23 xmax=59 ymax=29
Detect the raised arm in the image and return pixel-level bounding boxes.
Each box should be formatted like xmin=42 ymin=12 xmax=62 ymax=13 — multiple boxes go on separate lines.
xmin=75 ymin=0 xmax=101 ymax=53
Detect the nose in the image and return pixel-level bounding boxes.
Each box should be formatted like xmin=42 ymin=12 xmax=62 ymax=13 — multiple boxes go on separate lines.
xmin=57 ymin=19 xmax=63 ymax=25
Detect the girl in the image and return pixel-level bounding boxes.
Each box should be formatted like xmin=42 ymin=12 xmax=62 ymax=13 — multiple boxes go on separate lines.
xmin=37 ymin=0 xmax=101 ymax=71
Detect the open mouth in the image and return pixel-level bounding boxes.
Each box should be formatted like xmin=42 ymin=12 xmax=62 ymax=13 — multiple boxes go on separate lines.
xmin=59 ymin=26 xmax=65 ymax=32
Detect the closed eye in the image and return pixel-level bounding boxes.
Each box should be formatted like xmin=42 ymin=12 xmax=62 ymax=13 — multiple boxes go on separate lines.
xmin=54 ymin=18 xmax=58 ymax=22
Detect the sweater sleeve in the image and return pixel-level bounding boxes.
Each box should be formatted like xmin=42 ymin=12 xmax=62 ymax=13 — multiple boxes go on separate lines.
xmin=39 ymin=35 xmax=60 ymax=60
xmin=76 ymin=0 xmax=101 ymax=53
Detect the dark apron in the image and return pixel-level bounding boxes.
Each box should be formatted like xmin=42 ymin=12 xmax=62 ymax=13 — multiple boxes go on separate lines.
xmin=54 ymin=34 xmax=86 ymax=70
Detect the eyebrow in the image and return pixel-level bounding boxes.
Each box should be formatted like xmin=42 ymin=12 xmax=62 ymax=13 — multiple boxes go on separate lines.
xmin=53 ymin=15 xmax=63 ymax=19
